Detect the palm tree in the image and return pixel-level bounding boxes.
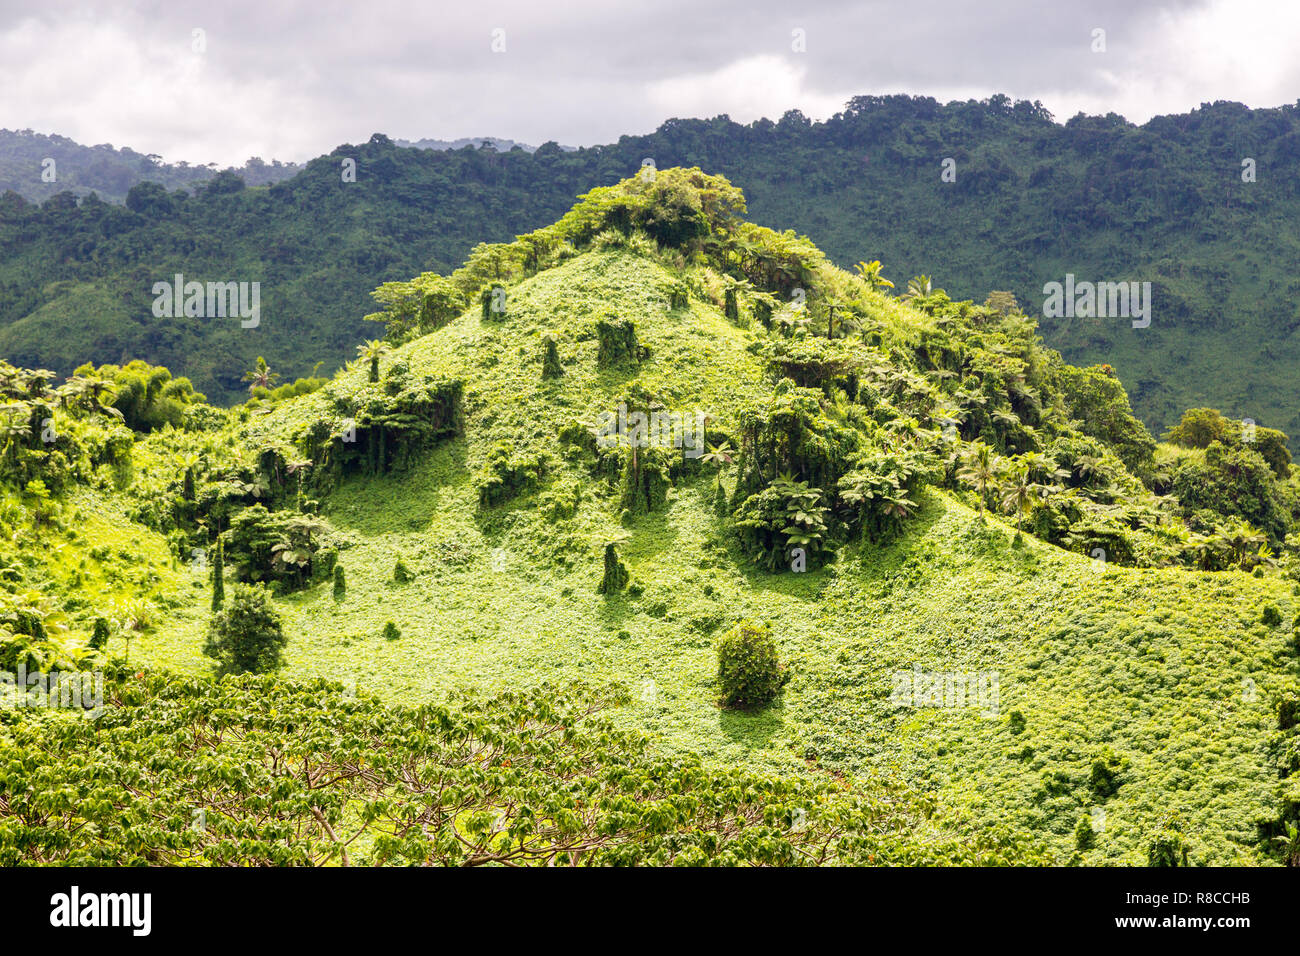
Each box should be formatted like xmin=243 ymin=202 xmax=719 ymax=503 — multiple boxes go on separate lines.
xmin=1272 ymin=821 xmax=1300 ymax=866
xmin=21 ymin=369 xmax=57 ymax=400
xmin=285 ymin=514 xmax=329 ymax=549
xmin=701 ymin=442 xmax=735 ymax=487
xmin=999 ymin=462 xmax=1037 ymax=532
xmin=902 ymin=275 xmax=933 ymax=301
xmin=1225 ymin=522 xmax=1267 ymax=566
xmin=0 ymin=365 xmax=26 ymax=399
xmin=776 ymin=309 xmax=811 ymax=338
xmin=53 ymin=378 xmax=87 ymax=411
xmin=958 ymin=442 xmax=999 ymax=515
xmin=825 ymin=302 xmax=858 ymax=339
xmin=242 ymin=356 xmax=279 ymax=394
xmin=84 ymin=378 xmax=122 ymax=418
xmin=358 ymin=340 xmax=391 ymax=383
xmin=0 ymin=411 xmax=32 ymax=473
xmin=1020 ymin=451 xmax=1069 ymax=484
xmin=854 ymin=260 xmax=894 ymax=294
xmin=1071 ymin=454 xmax=1112 ymax=486
xmin=879 ymin=491 xmax=917 ymax=525
xmin=286 ymin=458 xmax=313 ymax=506
xmin=176 ymin=451 xmax=202 ymax=501
xmin=24 ymin=479 xmax=53 ymax=535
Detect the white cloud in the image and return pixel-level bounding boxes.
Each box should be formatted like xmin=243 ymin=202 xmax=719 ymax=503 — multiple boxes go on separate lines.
xmin=645 ymin=55 xmax=846 ymax=124
xmin=1 ymin=0 xmax=1298 ymax=165
xmin=1032 ymin=0 xmax=1300 ymax=123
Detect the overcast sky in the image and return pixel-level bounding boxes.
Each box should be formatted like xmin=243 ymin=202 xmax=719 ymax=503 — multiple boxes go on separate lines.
xmin=2 ymin=0 xmax=1298 ymax=166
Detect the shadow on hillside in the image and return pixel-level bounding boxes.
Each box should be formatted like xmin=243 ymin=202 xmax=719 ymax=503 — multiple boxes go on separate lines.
xmin=718 ymin=702 xmax=786 ymax=748
xmin=833 ymin=488 xmax=952 ymax=578
xmin=618 ymin=504 xmax=685 ymax=565
xmin=324 ymin=438 xmax=471 ymax=536
xmin=593 ymin=592 xmax=636 ymax=631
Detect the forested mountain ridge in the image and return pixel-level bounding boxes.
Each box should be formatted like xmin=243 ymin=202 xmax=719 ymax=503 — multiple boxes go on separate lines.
xmin=3 ymin=95 xmax=1300 ymax=441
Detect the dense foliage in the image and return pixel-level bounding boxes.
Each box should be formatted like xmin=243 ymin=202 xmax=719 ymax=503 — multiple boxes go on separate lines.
xmin=202 ymin=584 xmax=287 ymax=676
xmin=6 ymin=96 xmax=1300 ymax=447
xmin=0 ymin=674 xmax=1036 ymax=866
xmin=0 ymin=168 xmax=1298 ymax=866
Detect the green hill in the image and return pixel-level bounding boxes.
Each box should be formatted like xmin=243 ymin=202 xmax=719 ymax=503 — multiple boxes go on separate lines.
xmin=5 ymin=97 xmax=1300 ymax=451
xmin=1 ymin=169 xmax=1298 ymax=865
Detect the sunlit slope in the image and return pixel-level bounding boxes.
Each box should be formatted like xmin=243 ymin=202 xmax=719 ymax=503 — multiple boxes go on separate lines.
xmin=114 ymin=244 xmax=1297 ymax=865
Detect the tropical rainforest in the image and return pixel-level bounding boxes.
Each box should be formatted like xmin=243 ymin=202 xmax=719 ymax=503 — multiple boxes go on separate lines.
xmin=3 ymin=94 xmax=1300 ymax=449
xmin=1 ymin=166 xmax=1299 ymax=866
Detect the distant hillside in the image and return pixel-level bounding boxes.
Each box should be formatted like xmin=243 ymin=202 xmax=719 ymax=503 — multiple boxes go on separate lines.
xmin=0 ymin=128 xmax=568 ymax=205
xmin=4 ymin=96 xmax=1300 ymax=445
xmin=397 ymin=136 xmax=575 ymax=153
xmin=0 ymin=129 xmax=301 ymax=204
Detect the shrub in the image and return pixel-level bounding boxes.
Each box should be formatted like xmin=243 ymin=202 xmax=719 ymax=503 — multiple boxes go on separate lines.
xmin=89 ymin=616 xmax=111 ymax=651
xmin=332 ymin=564 xmax=346 ymax=599
xmin=324 ymin=377 xmax=462 ymax=477
xmin=1089 ymin=747 xmax=1129 ymax=798
xmin=713 ymin=482 xmax=730 ymax=518
xmin=477 ymin=441 xmax=547 ymax=509
xmin=1278 ymin=694 xmax=1300 ymax=731
xmin=724 ymin=285 xmax=739 ymax=323
xmin=1147 ymin=825 xmax=1189 ymax=867
xmin=596 ymin=316 xmax=643 ymax=366
xmin=393 ymin=558 xmax=414 ymax=584
xmin=597 ymin=542 xmax=629 ymax=594
xmin=203 ymin=584 xmax=287 ymax=676
xmin=733 ymin=478 xmax=830 ymax=571
xmin=480 ymin=286 xmax=505 ymax=321
xmin=73 ymin=359 xmax=205 ymax=433
xmin=382 ymin=621 xmax=401 ymax=641
xmin=541 ymin=480 xmax=581 ymax=522
xmin=619 ymin=445 xmax=674 ymax=515
xmin=541 ymin=336 xmax=564 ymax=379
xmin=223 ymin=505 xmax=329 ymax=589
xmin=1074 ymin=814 xmax=1096 ymax=851
xmin=211 ymin=537 xmax=225 ymax=611
xmin=716 ymin=619 xmax=789 ymax=709
xmin=1008 ymin=710 xmax=1026 ymax=735
xmin=1261 ymin=603 xmax=1283 ymax=627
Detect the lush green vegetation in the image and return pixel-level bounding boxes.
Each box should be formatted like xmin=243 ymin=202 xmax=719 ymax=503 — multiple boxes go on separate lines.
xmin=1 ymin=169 xmax=1298 ymax=866
xmin=0 ymin=672 xmax=1040 ymax=866
xmin=6 ymin=96 xmax=1300 ymax=451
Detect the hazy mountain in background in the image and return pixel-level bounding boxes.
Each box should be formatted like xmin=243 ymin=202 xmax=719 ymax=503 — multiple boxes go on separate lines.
xmin=0 ymin=129 xmax=302 ymax=204
xmin=396 ymin=136 xmax=576 ymax=153
xmin=0 ymin=129 xmax=580 ymax=205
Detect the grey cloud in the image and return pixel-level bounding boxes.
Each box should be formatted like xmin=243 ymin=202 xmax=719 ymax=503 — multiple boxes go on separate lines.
xmin=0 ymin=0 xmax=1288 ymax=165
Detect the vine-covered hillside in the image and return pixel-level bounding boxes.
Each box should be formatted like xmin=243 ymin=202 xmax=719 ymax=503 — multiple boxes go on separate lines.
xmin=1 ymin=170 xmax=1298 ymax=866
